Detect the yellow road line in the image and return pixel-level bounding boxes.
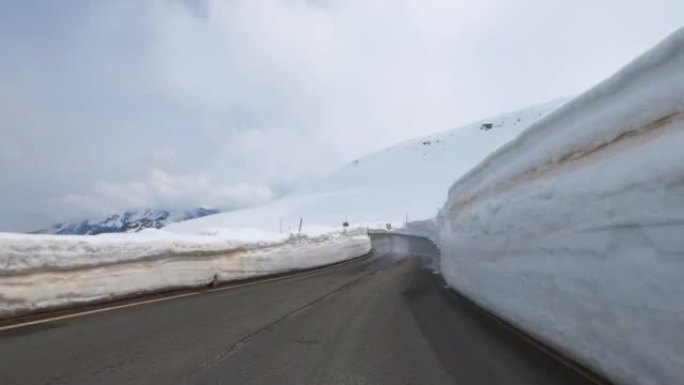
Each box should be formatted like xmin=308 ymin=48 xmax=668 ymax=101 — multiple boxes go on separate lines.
xmin=0 ymin=257 xmax=364 ymax=332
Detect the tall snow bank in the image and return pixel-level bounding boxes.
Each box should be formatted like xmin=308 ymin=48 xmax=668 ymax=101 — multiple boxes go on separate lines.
xmin=437 ymin=28 xmax=684 ymax=385
xmin=0 ymin=228 xmax=370 ymax=318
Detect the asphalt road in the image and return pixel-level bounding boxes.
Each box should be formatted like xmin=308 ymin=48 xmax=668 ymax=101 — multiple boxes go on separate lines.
xmin=0 ymin=236 xmax=605 ymax=385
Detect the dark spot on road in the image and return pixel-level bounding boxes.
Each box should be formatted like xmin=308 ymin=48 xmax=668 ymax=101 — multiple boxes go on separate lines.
xmin=295 ymin=337 xmax=320 ymax=346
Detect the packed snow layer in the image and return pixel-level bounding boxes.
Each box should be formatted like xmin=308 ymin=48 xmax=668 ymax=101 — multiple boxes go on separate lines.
xmin=437 ymin=28 xmax=684 ymax=385
xmin=0 ymin=229 xmax=370 ymax=318
xmin=167 ymin=100 xmax=564 ymax=235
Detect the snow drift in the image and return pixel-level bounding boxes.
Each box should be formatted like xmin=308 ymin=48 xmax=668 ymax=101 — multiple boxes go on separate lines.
xmin=437 ymin=28 xmax=684 ymax=385
xmin=0 ymin=228 xmax=370 ymax=318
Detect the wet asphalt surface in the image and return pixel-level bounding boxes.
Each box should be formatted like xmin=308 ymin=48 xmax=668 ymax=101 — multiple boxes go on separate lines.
xmin=0 ymin=235 xmax=605 ymax=385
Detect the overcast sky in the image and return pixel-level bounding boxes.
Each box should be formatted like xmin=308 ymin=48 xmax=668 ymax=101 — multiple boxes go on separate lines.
xmin=1 ymin=0 xmax=682 ymax=231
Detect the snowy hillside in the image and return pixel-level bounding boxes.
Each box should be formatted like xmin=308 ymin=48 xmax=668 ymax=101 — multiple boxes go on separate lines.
xmin=167 ymin=100 xmax=564 ymax=234
xmin=34 ymin=208 xmax=219 ymax=235
xmin=437 ymin=27 xmax=684 ymax=385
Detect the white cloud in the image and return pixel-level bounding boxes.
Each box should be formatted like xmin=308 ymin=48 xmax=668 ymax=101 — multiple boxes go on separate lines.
xmin=146 ymin=0 xmax=481 ymax=172
xmin=58 ymin=168 xmax=274 ymax=219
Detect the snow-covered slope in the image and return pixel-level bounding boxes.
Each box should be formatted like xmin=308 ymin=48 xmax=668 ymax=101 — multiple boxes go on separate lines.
xmin=168 ymin=100 xmax=564 ymax=234
xmin=437 ymin=27 xmax=684 ymax=385
xmin=34 ymin=208 xmax=219 ymax=235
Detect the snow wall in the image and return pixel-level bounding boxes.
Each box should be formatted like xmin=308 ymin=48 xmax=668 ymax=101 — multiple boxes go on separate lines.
xmin=0 ymin=229 xmax=370 ymax=319
xmin=437 ymin=28 xmax=684 ymax=385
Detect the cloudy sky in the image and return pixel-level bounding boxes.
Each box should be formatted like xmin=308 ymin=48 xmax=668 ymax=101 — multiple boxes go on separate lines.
xmin=1 ymin=0 xmax=682 ymax=232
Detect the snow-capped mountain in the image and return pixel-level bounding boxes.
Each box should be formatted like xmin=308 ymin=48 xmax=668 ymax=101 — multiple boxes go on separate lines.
xmin=34 ymin=208 xmax=220 ymax=235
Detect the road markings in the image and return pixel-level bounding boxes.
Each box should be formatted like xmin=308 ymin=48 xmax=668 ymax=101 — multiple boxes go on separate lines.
xmin=459 ymin=293 xmax=612 ymax=385
xmin=0 ymin=257 xmax=366 ymax=333
xmin=493 ymin=316 xmax=610 ymax=385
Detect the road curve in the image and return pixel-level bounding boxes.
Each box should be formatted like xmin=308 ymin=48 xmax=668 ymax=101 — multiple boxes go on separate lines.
xmin=0 ymin=238 xmax=606 ymax=385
